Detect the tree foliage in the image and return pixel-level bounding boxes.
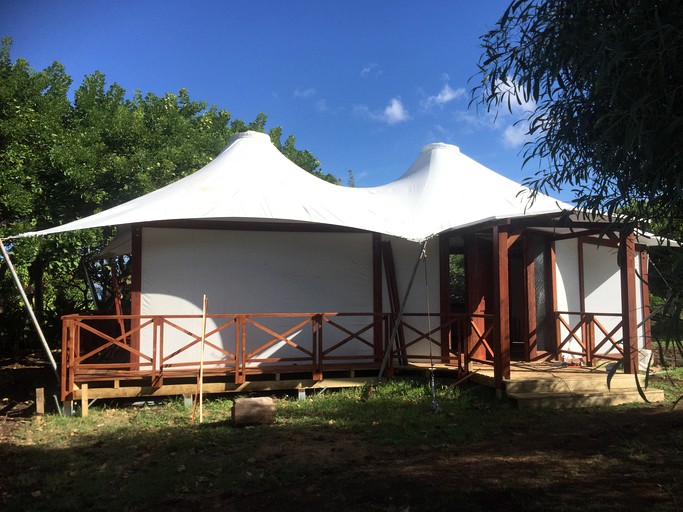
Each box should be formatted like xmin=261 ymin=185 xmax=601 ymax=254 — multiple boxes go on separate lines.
xmin=472 ymin=1 xmax=683 ymax=360
xmin=472 ymin=0 xmax=683 ymax=234
xmin=0 ymin=37 xmax=337 ymax=351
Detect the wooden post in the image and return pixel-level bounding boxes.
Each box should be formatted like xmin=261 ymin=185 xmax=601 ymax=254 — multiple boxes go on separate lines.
xmin=547 ymin=241 xmax=559 ymax=359
xmin=198 ymin=295 xmax=208 ymax=423
xmin=493 ymin=225 xmax=511 ymax=396
xmin=620 ymin=232 xmax=639 ymax=374
xmin=438 ymin=234 xmax=451 ymax=363
xmin=130 ymin=226 xmax=142 ymax=368
xmin=381 ymin=241 xmax=408 ymax=365
xmin=372 ymin=233 xmax=383 ymax=361
xmin=81 ymin=383 xmax=89 ymax=417
xmin=465 ymin=234 xmax=487 ymax=364
xmin=35 ymin=388 xmax=45 ymax=417
xmin=640 ymin=250 xmax=652 ymax=350
xmin=578 ymin=237 xmax=591 ymax=365
xmin=110 ymin=257 xmax=126 ymax=339
xmin=524 ymin=236 xmax=537 ymax=360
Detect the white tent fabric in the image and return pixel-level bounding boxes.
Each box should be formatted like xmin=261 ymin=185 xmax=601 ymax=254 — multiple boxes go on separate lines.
xmin=17 ymin=130 xmax=570 ymax=243
xmin=368 ymin=142 xmax=568 ymax=239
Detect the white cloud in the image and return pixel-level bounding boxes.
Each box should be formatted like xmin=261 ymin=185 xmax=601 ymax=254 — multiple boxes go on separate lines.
xmin=354 ymin=97 xmax=410 ymax=125
xmin=315 ymin=99 xmax=329 ymax=112
xmin=453 ymin=79 xmax=537 ymax=149
xmin=293 ymin=87 xmax=316 ymax=98
xmin=421 ymin=84 xmax=465 ymax=110
xmin=360 ymin=62 xmax=381 ymax=77
xmin=383 ymin=98 xmax=409 ymax=124
xmin=494 ymin=79 xmax=536 ymax=114
xmin=502 ymin=123 xmax=529 ymax=148
xmin=454 ymin=110 xmax=494 ymax=132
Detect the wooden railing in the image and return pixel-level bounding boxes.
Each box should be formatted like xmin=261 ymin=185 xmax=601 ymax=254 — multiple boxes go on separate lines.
xmin=464 ymin=313 xmax=497 ymax=366
xmin=554 ymin=311 xmax=624 ymax=365
xmin=61 ymin=312 xmax=483 ymax=400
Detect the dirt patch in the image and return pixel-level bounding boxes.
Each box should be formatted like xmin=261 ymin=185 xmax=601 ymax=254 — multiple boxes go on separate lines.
xmin=0 ymin=353 xmax=58 ymax=443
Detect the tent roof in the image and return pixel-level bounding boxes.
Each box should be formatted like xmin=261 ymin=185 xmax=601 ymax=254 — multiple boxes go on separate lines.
xmin=17 ymin=131 xmax=577 ymax=246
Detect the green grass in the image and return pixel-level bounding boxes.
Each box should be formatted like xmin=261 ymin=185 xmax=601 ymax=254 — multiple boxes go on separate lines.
xmin=3 ymin=380 xmax=682 ymax=511
xmin=649 ymin=366 xmax=683 ymax=403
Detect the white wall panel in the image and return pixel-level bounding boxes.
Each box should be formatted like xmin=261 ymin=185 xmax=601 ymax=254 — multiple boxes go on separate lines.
xmin=384 ymin=236 xmax=442 ymax=359
xmin=582 ymin=243 xmax=622 ymax=356
xmin=139 ymin=228 xmax=376 ymax=368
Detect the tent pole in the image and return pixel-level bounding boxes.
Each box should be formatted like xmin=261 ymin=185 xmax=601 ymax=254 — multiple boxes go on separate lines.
xmin=378 ymin=240 xmax=428 ymax=379
xmin=0 ymin=238 xmax=59 ymax=382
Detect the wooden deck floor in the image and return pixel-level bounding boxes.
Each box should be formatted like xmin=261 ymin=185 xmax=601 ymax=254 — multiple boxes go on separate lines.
xmin=469 ymin=361 xmax=611 ymax=386
xmin=467 ymin=361 xmax=664 ymax=408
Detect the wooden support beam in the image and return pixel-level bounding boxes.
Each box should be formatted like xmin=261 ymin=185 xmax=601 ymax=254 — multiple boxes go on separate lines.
xmin=35 ymin=388 xmax=45 ymax=417
xmin=524 ymin=237 xmax=537 ymax=361
xmin=548 ymin=242 xmax=559 ymax=359
xmin=578 ymin=238 xmax=592 ymax=365
xmin=381 ymin=241 xmax=407 ymax=365
xmin=493 ymin=226 xmax=511 ymax=395
xmin=620 ymin=232 xmax=639 ymax=374
xmin=439 ymin=235 xmax=451 ymax=362
xmin=506 ymin=233 xmax=521 ymax=250
xmin=465 ymin=235 xmax=487 ymax=365
xmin=70 ymin=377 xmax=377 ymax=400
xmin=640 ymin=250 xmax=652 ymax=350
xmin=81 ymin=383 xmax=89 ymax=417
xmin=372 ymin=233 xmax=383 ymax=361
xmin=130 ymin=226 xmax=142 ymax=368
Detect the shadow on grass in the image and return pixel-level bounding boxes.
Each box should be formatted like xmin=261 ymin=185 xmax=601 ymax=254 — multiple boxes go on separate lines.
xmin=2 ymin=383 xmax=682 ymax=512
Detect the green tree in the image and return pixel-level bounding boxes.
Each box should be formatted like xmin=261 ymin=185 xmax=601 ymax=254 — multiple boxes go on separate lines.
xmin=472 ymin=0 xmax=683 ymax=235
xmin=0 ymin=38 xmax=334 ymax=352
xmin=472 ymin=1 xmax=683 ymax=361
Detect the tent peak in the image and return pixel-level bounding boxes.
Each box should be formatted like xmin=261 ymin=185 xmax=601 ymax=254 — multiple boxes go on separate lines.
xmin=227 ymin=130 xmax=271 ymax=145
xmin=420 ymin=142 xmax=460 ymax=154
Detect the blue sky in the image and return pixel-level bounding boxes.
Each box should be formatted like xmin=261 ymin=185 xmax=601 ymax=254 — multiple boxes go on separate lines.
xmin=1 ymin=0 xmax=556 ymax=195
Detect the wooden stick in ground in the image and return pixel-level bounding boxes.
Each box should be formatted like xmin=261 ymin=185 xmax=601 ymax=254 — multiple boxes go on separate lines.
xmin=198 ymin=294 xmax=208 ymax=423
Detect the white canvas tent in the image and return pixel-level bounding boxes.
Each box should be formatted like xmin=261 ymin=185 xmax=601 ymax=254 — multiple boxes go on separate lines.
xmin=5 ymin=130 xmax=661 ymax=396
xmin=17 ymin=131 xmax=569 ymax=244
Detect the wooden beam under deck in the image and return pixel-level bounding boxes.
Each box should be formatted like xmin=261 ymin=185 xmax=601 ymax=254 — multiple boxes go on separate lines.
xmin=70 ymin=376 xmax=379 ymax=400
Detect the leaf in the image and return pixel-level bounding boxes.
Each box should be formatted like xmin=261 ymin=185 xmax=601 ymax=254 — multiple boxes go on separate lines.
xmin=634 ymin=371 xmax=650 ymax=403
xmin=606 ymin=359 xmax=624 ymax=390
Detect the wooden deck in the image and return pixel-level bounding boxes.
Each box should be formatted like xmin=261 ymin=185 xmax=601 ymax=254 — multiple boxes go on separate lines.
xmin=61 ymin=309 xmax=659 ymax=411
xmin=469 ymin=361 xmax=663 ymax=407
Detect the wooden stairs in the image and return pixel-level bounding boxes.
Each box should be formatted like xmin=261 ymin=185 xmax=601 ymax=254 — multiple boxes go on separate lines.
xmin=504 ymin=372 xmax=664 ymax=409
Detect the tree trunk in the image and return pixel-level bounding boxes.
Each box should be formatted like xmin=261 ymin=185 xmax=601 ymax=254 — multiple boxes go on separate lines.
xmin=29 ymin=256 xmax=45 ymax=319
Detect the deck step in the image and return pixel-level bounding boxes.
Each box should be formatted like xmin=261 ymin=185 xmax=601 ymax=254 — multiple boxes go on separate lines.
xmin=504 ymin=373 xmax=641 ymax=394
xmin=507 ymin=388 xmax=665 ymax=409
